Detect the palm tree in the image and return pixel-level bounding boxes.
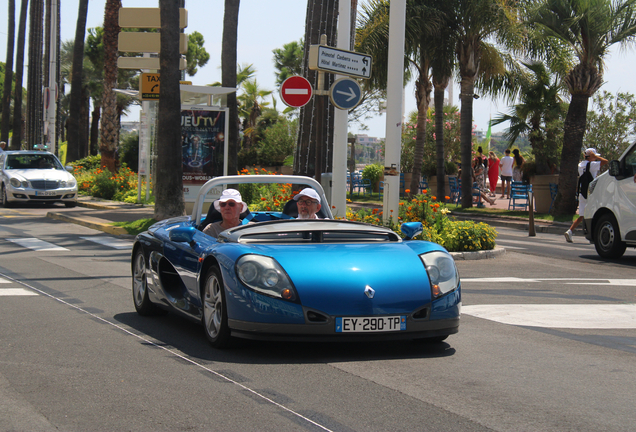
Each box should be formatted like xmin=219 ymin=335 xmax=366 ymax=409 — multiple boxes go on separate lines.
xmin=272 ymin=40 xmax=304 ymax=87
xmin=238 ymin=78 xmax=272 ymax=150
xmin=1 ymin=0 xmax=15 ymax=143
xmin=26 ymin=0 xmax=44 ymax=148
xmin=295 ymin=0 xmax=338 ymax=179
xmin=66 ymin=0 xmax=89 ymax=161
xmin=222 ymin=0 xmax=240 ymax=176
xmin=454 ymin=0 xmax=520 ymax=207
xmin=11 ymin=0 xmax=28 ymax=149
xmin=357 ymin=0 xmax=443 ymax=197
xmin=492 ymin=62 xmax=567 ymax=175
xmin=154 ymin=0 xmax=185 ymax=220
xmin=528 ymin=0 xmax=636 ymax=216
xmin=99 ymin=0 xmax=121 ymax=172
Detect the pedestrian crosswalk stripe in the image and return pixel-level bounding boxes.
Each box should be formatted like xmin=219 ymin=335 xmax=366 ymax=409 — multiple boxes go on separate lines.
xmin=462 ymin=304 xmax=636 ymax=329
xmin=0 ymin=288 xmax=38 ymax=296
xmin=80 ymin=236 xmax=132 ymax=250
xmin=7 ymin=238 xmax=69 ymax=251
xmin=0 ymin=277 xmax=11 ymax=283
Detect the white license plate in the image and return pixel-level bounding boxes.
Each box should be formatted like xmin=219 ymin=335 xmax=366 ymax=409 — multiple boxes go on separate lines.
xmin=35 ymin=191 xmax=56 ymax=196
xmin=335 ymin=316 xmax=406 ymax=333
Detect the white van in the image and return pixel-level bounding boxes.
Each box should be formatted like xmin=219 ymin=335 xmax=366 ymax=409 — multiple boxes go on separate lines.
xmin=583 ymin=141 xmax=636 ymax=258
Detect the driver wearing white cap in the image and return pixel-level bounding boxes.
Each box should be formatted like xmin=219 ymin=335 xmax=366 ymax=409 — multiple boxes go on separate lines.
xmin=293 ymin=188 xmax=322 ymax=219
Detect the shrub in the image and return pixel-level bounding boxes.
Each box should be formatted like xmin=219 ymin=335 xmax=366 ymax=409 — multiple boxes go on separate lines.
xmin=119 ymin=133 xmax=139 ymax=172
xmin=362 ymin=163 xmax=383 ymax=188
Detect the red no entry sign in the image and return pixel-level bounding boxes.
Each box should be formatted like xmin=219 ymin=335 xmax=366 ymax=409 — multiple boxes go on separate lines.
xmin=280 ymin=76 xmax=313 ymax=108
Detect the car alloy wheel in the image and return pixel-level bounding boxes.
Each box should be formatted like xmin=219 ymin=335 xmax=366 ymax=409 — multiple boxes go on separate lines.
xmin=202 ymin=265 xmax=230 ymax=348
xmin=132 ymin=249 xmax=163 ymax=315
xmin=1 ymin=184 xmax=12 ymax=208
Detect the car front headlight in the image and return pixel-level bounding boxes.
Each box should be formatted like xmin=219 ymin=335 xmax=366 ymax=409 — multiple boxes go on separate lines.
xmin=236 ymin=254 xmax=298 ymax=302
xmin=9 ymin=178 xmax=28 ymax=188
xmin=420 ymin=251 xmax=459 ymax=298
xmin=67 ymin=178 xmax=77 ymax=188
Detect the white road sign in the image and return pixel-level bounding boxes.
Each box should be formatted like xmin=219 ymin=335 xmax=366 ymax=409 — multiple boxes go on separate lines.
xmin=308 ymin=45 xmax=372 ymax=79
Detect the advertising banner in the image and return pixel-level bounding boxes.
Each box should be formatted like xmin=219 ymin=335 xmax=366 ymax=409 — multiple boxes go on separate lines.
xmin=181 ymin=107 xmax=228 ymax=201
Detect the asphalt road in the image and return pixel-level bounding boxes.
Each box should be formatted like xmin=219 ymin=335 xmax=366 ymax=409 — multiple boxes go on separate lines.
xmin=1 ymin=207 xmax=635 ymax=431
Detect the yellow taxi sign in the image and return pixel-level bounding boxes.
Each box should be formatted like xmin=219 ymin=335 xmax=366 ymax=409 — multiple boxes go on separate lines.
xmin=140 ymin=73 xmax=161 ymax=100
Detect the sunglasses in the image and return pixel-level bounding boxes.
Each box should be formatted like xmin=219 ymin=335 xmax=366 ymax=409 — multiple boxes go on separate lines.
xmin=219 ymin=201 xmax=237 ymax=208
xmin=298 ymin=199 xmax=318 ymax=206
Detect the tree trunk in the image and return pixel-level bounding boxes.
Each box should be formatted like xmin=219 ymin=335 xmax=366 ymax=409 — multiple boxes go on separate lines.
xmin=11 ymin=0 xmax=28 ymax=150
xmin=1 ymin=0 xmax=16 ymax=143
xmin=222 ymin=0 xmax=240 ymax=175
xmin=433 ymin=78 xmax=448 ymax=200
xmin=155 ymin=0 xmax=185 ymax=220
xmin=66 ymin=0 xmax=88 ymax=162
xmin=99 ymin=0 xmax=121 ymax=173
xmin=78 ymin=85 xmax=89 ymax=157
xmin=26 ymin=0 xmax=44 ymax=148
xmin=294 ymin=0 xmax=337 ymax=178
xmin=552 ymin=93 xmax=589 ymax=216
xmin=459 ymin=78 xmax=475 ymax=208
xmin=409 ymin=55 xmax=432 ymax=197
xmin=90 ymin=105 xmax=100 ymax=156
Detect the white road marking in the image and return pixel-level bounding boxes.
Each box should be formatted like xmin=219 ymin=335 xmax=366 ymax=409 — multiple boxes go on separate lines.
xmin=496 ymin=245 xmax=526 ymax=250
xmin=462 ymin=304 xmax=636 ymax=329
xmin=7 ymin=238 xmax=69 ymax=251
xmin=496 ymin=238 xmax=587 ymax=250
xmin=80 ymin=236 xmax=132 ymax=250
xmin=462 ymin=277 xmax=636 ymax=286
xmin=0 ymin=288 xmax=38 ymax=296
xmin=0 ymin=277 xmax=11 ymax=283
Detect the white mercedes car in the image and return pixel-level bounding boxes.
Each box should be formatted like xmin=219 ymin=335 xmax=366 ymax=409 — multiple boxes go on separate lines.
xmin=0 ymin=150 xmax=78 ymax=207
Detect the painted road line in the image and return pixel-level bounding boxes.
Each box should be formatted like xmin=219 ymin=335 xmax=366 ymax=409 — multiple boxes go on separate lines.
xmin=0 ymin=288 xmax=38 ymax=296
xmin=80 ymin=236 xmax=133 ymax=250
xmin=462 ymin=304 xmax=636 ymax=329
xmin=495 ymin=238 xmax=588 ymax=250
xmin=462 ymin=277 xmax=636 ymax=286
xmin=7 ymin=238 xmax=69 ymax=251
xmin=0 ymin=277 xmax=11 ymax=283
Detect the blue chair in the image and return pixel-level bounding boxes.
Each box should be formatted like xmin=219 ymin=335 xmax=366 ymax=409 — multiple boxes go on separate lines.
xmin=549 ymin=182 xmax=558 ymax=213
xmin=379 ymin=181 xmax=384 ymax=198
xmin=360 ymin=178 xmax=373 ymax=196
xmin=448 ymin=176 xmax=460 ymax=204
xmin=419 ymin=175 xmax=429 ymax=194
xmin=472 ymin=182 xmax=484 ymax=207
xmin=508 ymin=181 xmax=533 ymax=211
xmin=399 ymin=173 xmax=405 ymax=197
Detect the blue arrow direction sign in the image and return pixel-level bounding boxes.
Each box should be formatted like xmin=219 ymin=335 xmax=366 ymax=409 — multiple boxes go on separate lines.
xmin=330 ymin=78 xmax=362 ymax=110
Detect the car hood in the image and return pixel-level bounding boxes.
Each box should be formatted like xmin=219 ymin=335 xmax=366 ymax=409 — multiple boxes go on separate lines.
xmin=251 ymin=242 xmax=437 ymax=315
xmin=8 ymin=169 xmax=74 ymax=182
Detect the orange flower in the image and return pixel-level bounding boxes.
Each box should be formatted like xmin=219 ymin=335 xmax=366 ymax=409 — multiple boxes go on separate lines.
xmin=261 ymin=197 xmax=266 ymax=201
xmin=266 ymin=206 xmax=271 ymax=211
xmin=445 ymin=196 xmax=450 ymax=200
xmin=405 ymin=189 xmax=411 ymax=194
xmin=431 ymin=196 xmax=437 ymax=201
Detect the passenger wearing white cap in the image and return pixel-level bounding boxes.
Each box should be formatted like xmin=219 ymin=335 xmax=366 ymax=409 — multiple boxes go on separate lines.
xmin=203 ymin=188 xmax=248 ymax=238
xmin=564 ymin=148 xmax=608 ymax=242
xmin=293 ymin=188 xmax=322 ymax=219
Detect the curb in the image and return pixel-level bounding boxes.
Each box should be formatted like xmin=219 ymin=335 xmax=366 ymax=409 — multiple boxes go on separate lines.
xmin=450 ymin=245 xmax=505 ymax=260
xmin=46 ymin=211 xmax=129 ymax=236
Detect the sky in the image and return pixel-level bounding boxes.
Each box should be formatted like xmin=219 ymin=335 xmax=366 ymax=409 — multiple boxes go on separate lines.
xmin=2 ymin=0 xmax=636 ymax=140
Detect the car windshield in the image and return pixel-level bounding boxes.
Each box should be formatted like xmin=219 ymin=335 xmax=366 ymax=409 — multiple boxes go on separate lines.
xmin=5 ymin=154 xmax=62 ymax=170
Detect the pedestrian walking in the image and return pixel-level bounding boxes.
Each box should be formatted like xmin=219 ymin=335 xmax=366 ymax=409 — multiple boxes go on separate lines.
xmin=487 ymin=151 xmax=500 ymax=196
xmin=499 ymin=149 xmax=513 ymax=199
xmin=564 ymin=148 xmax=608 ymax=243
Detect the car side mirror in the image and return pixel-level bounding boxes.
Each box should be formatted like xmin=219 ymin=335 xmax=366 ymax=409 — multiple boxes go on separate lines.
xmin=401 ymin=222 xmax=423 ymax=240
xmin=169 ymin=226 xmax=196 ymax=243
xmin=609 ymin=160 xmax=620 ymax=177
xmin=65 ymin=165 xmax=73 ymax=173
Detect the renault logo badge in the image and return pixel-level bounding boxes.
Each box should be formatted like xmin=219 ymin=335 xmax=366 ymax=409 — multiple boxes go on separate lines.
xmin=364 ymin=285 xmax=375 ymax=299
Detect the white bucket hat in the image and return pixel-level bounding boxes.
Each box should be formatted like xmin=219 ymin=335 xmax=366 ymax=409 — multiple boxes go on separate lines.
xmin=293 ymin=188 xmax=321 ymax=204
xmin=214 ymin=188 xmax=248 ymax=213
xmin=585 ymin=148 xmax=601 ymax=156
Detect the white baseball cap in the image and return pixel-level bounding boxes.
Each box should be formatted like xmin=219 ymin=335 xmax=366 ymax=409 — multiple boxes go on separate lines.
xmin=585 ymin=148 xmax=601 ymax=156
xmin=214 ymin=188 xmax=248 ymax=213
xmin=293 ymin=188 xmax=321 ymax=204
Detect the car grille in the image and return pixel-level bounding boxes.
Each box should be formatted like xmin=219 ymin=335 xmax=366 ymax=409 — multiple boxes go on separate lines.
xmin=30 ymin=180 xmax=60 ymax=190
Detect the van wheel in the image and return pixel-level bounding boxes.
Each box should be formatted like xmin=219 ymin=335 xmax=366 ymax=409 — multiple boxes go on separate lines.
xmin=594 ymin=214 xmax=626 ymax=259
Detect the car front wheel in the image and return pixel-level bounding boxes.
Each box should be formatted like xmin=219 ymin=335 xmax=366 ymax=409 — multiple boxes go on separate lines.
xmin=594 ymin=214 xmax=627 ymax=259
xmin=1 ymin=184 xmax=13 ymax=208
xmin=202 ymin=265 xmax=231 ymax=348
xmin=132 ymin=249 xmax=163 ymax=315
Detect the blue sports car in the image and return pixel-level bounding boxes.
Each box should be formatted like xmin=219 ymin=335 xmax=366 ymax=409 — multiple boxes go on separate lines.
xmin=131 ymin=175 xmax=461 ymax=347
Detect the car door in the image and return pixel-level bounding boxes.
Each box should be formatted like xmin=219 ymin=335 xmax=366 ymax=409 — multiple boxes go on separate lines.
xmin=619 ymin=145 xmax=636 ymax=240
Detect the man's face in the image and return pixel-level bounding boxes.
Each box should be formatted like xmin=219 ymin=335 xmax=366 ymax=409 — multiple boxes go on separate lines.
xmin=297 ymin=196 xmax=320 ymax=218
xmin=219 ymin=199 xmax=242 ymax=220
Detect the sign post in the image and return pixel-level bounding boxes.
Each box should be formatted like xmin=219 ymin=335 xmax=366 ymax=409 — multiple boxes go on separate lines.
xmin=280 ymin=76 xmax=313 ymax=108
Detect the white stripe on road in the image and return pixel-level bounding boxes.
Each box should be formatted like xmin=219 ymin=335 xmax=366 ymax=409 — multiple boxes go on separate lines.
xmin=462 ymin=277 xmax=636 ymax=286
xmin=496 ymin=238 xmax=587 ymax=251
xmin=462 ymin=304 xmax=636 ymax=329
xmin=7 ymin=238 xmax=69 ymax=251
xmin=0 ymin=277 xmax=11 ymax=283
xmin=0 ymin=288 xmax=38 ymax=296
xmin=80 ymin=236 xmax=132 ymax=250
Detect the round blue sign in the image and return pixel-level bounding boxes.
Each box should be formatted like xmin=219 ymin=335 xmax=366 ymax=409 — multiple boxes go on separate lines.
xmin=330 ymin=78 xmax=362 ymax=110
